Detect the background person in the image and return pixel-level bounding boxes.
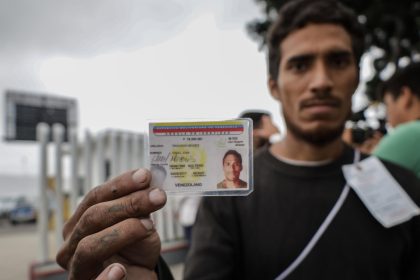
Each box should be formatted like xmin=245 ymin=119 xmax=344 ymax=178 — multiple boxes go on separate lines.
xmin=239 ymin=110 xmax=281 ymax=152
xmin=184 ymin=0 xmax=420 ymax=279
xmin=176 ymin=196 xmax=201 ymax=244
xmin=373 ymin=62 xmax=420 ymax=177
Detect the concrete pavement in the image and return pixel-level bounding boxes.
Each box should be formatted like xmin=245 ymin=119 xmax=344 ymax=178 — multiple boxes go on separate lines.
xmin=0 ymin=223 xmax=184 ymax=280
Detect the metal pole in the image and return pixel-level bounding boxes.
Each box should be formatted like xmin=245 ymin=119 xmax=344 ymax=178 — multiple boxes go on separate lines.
xmin=121 ymin=132 xmax=130 ymax=172
xmin=131 ymin=133 xmax=143 ymax=169
xmin=174 ymin=196 xmax=185 ymax=239
xmin=69 ymin=127 xmax=78 ymax=214
xmin=109 ymin=130 xmax=119 ymax=177
xmin=165 ymin=198 xmax=176 ymax=241
xmin=154 ymin=209 xmax=167 ymax=242
xmin=140 ymin=133 xmax=147 ymax=168
xmin=53 ymin=124 xmax=65 ymax=249
xmin=37 ymin=123 xmax=49 ymax=262
xmin=130 ymin=133 xmax=138 ymax=169
xmin=84 ymin=130 xmax=93 ymax=195
xmin=95 ymin=131 xmax=106 ymax=185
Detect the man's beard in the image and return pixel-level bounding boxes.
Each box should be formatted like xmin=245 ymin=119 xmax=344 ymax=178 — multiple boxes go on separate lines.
xmin=284 ymin=115 xmax=345 ymax=147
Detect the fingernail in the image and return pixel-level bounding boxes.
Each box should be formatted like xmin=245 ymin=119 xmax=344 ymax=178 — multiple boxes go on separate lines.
xmin=149 ymin=188 xmax=166 ymax=205
xmin=132 ymin=168 xmax=148 ymax=184
xmin=141 ymin=218 xmax=154 ymax=231
xmin=107 ymin=264 xmax=126 ymax=280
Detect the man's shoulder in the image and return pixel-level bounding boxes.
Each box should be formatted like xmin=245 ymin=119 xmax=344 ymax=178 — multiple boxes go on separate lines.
xmin=373 ymin=121 xmax=420 ymax=172
xmin=217 ymin=180 xmax=225 ymax=189
xmin=378 ymin=157 xmax=420 ymax=201
xmin=398 ymin=120 xmax=420 ymax=130
xmin=380 ymin=156 xmax=418 ymax=177
xmin=383 ymin=121 xmax=420 ymax=140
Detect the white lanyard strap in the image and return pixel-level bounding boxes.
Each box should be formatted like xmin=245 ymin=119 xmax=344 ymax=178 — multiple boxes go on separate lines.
xmin=275 ymin=150 xmax=360 ymax=280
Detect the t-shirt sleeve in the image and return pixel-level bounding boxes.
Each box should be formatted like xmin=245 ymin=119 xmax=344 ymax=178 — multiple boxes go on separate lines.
xmin=183 ymin=196 xmax=240 ymax=280
xmin=373 ymin=124 xmax=420 ymax=177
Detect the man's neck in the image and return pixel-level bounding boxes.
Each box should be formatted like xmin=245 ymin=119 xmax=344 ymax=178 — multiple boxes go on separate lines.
xmin=408 ymin=101 xmax=420 ymax=121
xmin=269 ymin=132 xmax=345 ymax=162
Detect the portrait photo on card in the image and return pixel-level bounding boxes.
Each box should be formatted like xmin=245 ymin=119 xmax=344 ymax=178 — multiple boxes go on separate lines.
xmin=216 ymin=149 xmax=248 ymax=189
xmin=148 ymin=119 xmax=253 ymax=196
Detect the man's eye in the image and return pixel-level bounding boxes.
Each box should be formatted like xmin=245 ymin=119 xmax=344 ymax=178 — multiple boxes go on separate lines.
xmin=291 ymin=62 xmax=307 ymax=72
xmin=330 ymin=57 xmax=350 ymax=68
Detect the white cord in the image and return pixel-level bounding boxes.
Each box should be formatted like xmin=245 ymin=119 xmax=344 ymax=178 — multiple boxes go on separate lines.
xmin=275 ymin=151 xmax=360 ymax=280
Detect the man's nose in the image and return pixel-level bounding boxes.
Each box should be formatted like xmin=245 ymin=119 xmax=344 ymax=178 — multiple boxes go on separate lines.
xmin=309 ymin=62 xmax=333 ymax=96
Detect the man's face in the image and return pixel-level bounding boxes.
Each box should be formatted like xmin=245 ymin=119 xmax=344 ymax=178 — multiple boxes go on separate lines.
xmin=384 ymin=92 xmax=405 ymax=128
xmin=269 ymin=24 xmax=359 ymax=145
xmin=223 ymin=154 xmax=242 ymax=181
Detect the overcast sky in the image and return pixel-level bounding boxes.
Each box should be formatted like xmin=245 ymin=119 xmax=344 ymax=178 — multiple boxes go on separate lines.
xmin=0 ymin=0 xmax=371 ymax=179
xmin=0 ymin=0 xmax=286 ymax=176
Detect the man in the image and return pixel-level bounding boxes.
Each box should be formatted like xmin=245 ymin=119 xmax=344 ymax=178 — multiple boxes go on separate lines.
xmin=239 ymin=110 xmax=281 ymax=151
xmin=57 ymin=0 xmax=420 ymax=279
xmin=373 ymin=62 xmax=420 ymax=177
xmin=217 ymin=150 xmax=247 ymax=189
xmin=184 ymin=0 xmax=420 ymax=279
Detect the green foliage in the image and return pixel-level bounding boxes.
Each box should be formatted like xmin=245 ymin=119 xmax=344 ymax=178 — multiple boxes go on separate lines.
xmin=247 ymin=0 xmax=420 ymax=101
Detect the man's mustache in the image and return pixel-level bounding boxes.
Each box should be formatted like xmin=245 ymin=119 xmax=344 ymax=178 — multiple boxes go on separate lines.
xmin=300 ymin=98 xmax=341 ymax=109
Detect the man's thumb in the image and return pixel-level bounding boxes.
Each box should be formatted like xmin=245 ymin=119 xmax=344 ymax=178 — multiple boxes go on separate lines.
xmin=96 ymin=263 xmax=126 ymax=280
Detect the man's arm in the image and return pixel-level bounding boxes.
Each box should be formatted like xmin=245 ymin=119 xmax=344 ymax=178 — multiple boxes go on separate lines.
xmin=403 ymin=216 xmax=420 ymax=279
xmin=56 ymin=168 xmax=170 ymax=280
xmin=382 ymin=160 xmax=420 ymax=279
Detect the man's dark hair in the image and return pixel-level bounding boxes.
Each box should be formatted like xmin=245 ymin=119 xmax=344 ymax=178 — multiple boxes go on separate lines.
xmin=239 ymin=110 xmax=271 ymax=129
xmin=381 ymin=62 xmax=420 ymax=100
xmin=267 ymin=0 xmax=365 ymax=80
xmin=222 ymin=150 xmax=242 ymax=165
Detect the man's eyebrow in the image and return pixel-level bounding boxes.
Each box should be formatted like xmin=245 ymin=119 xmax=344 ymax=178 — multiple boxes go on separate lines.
xmin=286 ymin=54 xmax=314 ymax=64
xmin=327 ymin=50 xmax=353 ymax=58
xmin=285 ymin=50 xmax=353 ymax=64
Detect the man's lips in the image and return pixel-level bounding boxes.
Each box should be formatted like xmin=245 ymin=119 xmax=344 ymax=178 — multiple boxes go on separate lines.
xmin=301 ymin=99 xmax=341 ymax=108
xmin=300 ymin=99 xmax=341 ymax=115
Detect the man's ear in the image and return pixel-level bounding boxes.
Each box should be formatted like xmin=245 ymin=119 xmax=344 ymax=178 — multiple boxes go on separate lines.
xmin=268 ymin=78 xmax=281 ymax=101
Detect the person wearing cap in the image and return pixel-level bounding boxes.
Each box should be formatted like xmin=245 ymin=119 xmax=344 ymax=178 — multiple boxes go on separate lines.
xmin=240 ymin=110 xmax=281 ymax=152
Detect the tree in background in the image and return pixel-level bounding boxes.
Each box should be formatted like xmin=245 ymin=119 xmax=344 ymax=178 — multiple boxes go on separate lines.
xmin=247 ymin=0 xmax=420 ymax=101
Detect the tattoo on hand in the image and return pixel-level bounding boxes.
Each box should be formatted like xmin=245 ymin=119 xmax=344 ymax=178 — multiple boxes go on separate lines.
xmin=108 ymin=204 xmax=125 ymax=213
xmin=100 ymin=229 xmax=119 ymax=245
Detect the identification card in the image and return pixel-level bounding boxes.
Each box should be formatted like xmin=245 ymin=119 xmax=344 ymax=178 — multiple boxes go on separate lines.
xmin=342 ymin=156 xmax=420 ymax=228
xmin=148 ymin=119 xmax=253 ymax=196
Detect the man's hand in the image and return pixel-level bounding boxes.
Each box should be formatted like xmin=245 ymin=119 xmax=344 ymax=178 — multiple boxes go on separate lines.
xmin=56 ymin=168 xmax=167 ymax=280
